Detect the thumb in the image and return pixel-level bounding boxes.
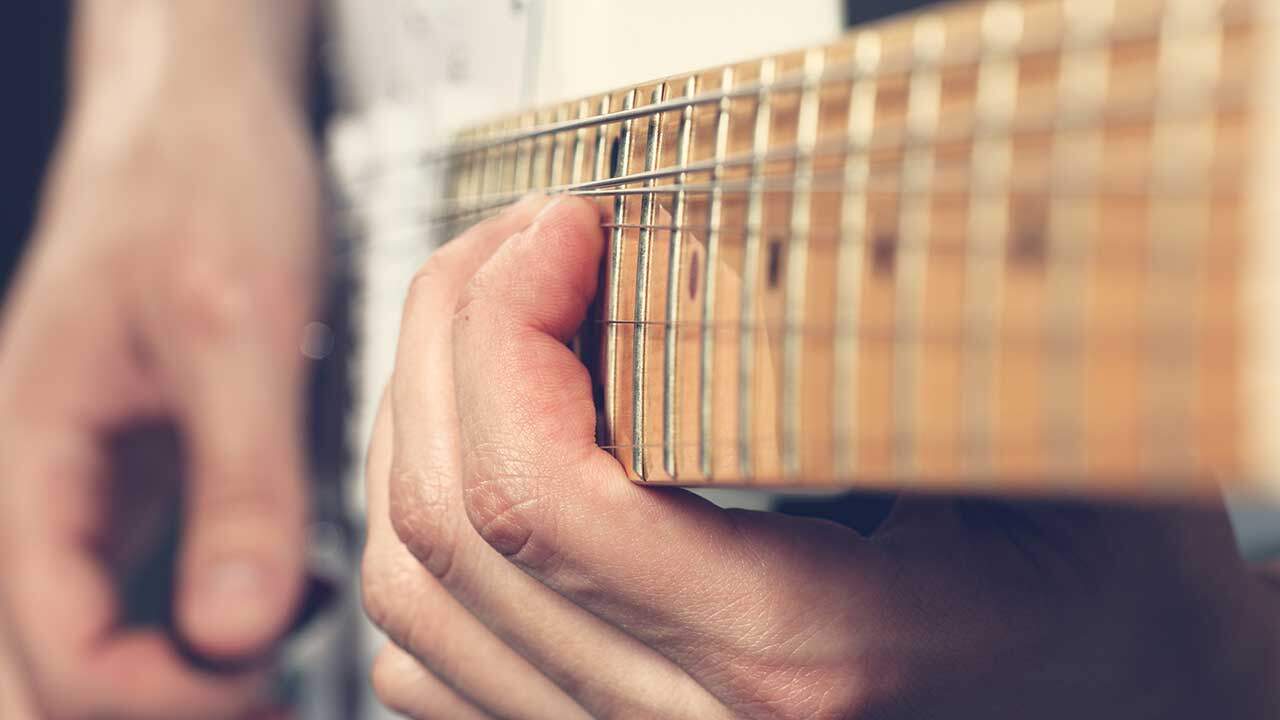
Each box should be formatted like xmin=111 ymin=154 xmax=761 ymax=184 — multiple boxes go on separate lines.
xmin=165 ymin=278 xmax=309 ymax=662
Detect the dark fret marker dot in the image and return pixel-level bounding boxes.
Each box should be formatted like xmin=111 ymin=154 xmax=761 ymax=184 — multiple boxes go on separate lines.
xmin=689 ymin=250 xmax=701 ymax=299
xmin=872 ymin=233 xmax=897 ymax=276
xmin=766 ymin=238 xmax=784 ymax=289
xmin=1010 ymin=230 xmax=1046 ymax=268
xmin=609 ymin=136 xmax=623 ymax=178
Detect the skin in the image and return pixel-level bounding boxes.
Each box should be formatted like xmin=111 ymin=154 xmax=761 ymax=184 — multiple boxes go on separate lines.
xmin=364 ymin=195 xmax=1280 ymax=719
xmin=0 ymin=2 xmax=316 ymax=718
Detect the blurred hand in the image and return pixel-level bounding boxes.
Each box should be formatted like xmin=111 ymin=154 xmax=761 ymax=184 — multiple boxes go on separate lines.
xmin=0 ymin=51 xmax=320 ymax=718
xmin=363 ymin=196 xmax=1279 ymax=719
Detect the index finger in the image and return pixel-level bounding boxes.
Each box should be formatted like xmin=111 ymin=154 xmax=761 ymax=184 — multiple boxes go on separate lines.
xmin=448 ymin=198 xmax=881 ymax=688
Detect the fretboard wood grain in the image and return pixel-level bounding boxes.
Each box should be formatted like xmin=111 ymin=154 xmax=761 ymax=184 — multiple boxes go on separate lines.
xmin=436 ymin=0 xmax=1278 ymax=498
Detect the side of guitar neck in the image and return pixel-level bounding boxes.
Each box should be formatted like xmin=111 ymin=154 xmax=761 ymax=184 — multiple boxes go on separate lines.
xmin=439 ymin=0 xmax=1280 ymax=499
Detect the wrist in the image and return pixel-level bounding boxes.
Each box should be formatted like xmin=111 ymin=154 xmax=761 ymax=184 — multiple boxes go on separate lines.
xmin=69 ymin=1 xmax=312 ymax=121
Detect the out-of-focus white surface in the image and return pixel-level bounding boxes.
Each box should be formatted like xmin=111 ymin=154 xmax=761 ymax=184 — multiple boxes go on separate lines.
xmin=532 ymin=0 xmax=841 ymax=103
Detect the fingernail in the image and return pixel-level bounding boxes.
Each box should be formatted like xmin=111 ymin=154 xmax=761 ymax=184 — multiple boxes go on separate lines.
xmin=191 ymin=558 xmax=277 ymax=646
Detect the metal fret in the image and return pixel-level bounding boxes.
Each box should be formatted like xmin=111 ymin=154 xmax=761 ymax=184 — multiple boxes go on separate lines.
xmin=1045 ymin=0 xmax=1114 ymax=475
xmin=1144 ymin=0 xmax=1224 ymax=474
xmin=604 ymin=91 xmax=637 ymax=452
xmin=700 ymin=67 xmax=735 ymax=478
xmin=663 ymin=78 xmax=698 ymax=479
xmin=738 ymin=58 xmax=778 ymax=477
xmin=633 ymin=84 xmax=669 ymax=478
xmin=528 ymin=113 xmax=546 ymax=190
xmin=458 ymin=135 xmax=482 ymax=231
xmin=498 ymin=118 xmax=517 ymax=196
xmin=963 ymin=1 xmax=1022 ymax=475
xmin=571 ymin=100 xmax=591 ymax=185
xmin=550 ymin=106 xmax=569 ymax=189
xmin=593 ymin=97 xmax=613 ymax=182
xmin=782 ymin=49 xmax=827 ymax=479
xmin=834 ymin=33 xmax=881 ymax=478
xmin=481 ymin=122 xmax=502 ymax=199
xmin=893 ymin=17 xmax=946 ymax=477
xmin=514 ymin=114 xmax=535 ymax=195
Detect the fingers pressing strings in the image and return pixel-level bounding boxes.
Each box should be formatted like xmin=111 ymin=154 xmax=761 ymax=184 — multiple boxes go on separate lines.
xmin=445 ymin=196 xmax=893 ymax=705
xmin=382 ymin=195 xmax=731 ymax=719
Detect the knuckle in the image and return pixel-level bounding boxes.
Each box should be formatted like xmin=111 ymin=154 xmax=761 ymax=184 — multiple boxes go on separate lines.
xmin=451 ymin=260 xmax=499 ymax=329
xmin=388 ymin=463 xmax=460 ymax=581
xmin=168 ymin=261 xmax=259 ymax=342
xmin=460 ymin=450 xmax=562 ymax=573
xmin=404 ymin=246 xmax=468 ymax=317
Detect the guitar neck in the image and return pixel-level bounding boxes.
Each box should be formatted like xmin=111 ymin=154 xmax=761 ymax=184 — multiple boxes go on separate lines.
xmin=436 ymin=0 xmax=1280 ymax=498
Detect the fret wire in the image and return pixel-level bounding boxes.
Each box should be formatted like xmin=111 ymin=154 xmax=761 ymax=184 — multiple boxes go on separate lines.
xmin=593 ymin=97 xmax=613 ymax=183
xmin=663 ymin=77 xmax=698 ymax=479
xmin=550 ymin=106 xmax=569 ymax=189
xmin=604 ymin=91 xmax=636 ymax=453
xmin=499 ymin=117 xmax=518 ymax=196
xmin=455 ymin=130 xmax=479 ymax=239
xmin=567 ymin=102 xmax=592 ymax=361
xmin=1045 ymin=0 xmax=1114 ymax=475
xmin=893 ymin=15 xmax=946 ymax=477
xmin=528 ymin=112 xmax=545 ymax=190
xmin=1144 ymin=0 xmax=1224 ymax=476
xmin=571 ymin=100 xmax=591 ymax=186
xmin=782 ymin=48 xmax=827 ymax=479
xmin=633 ymin=84 xmax=669 ymax=479
xmin=739 ymin=58 xmax=778 ymax=478
xmin=963 ymin=0 xmax=1022 ymax=475
xmin=425 ymin=83 xmax=1252 ymax=222
xmin=493 ymin=120 xmax=509 ymax=196
xmin=480 ymin=121 xmax=501 ymax=201
xmin=700 ymin=67 xmax=735 ymax=478
xmin=834 ymin=32 xmax=882 ymax=478
xmin=431 ymin=1 xmax=1255 ymax=162
xmin=514 ymin=112 xmax=535 ymax=196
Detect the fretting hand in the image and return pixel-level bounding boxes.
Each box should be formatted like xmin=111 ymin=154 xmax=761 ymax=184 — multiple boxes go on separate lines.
xmin=364 ymin=195 xmax=1279 ymax=719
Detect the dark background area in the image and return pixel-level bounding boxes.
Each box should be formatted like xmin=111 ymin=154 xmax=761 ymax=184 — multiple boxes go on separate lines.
xmin=0 ymin=1 xmax=69 ymax=302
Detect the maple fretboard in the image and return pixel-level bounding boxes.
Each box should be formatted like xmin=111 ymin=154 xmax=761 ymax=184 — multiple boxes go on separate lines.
xmin=434 ymin=0 xmax=1280 ymax=498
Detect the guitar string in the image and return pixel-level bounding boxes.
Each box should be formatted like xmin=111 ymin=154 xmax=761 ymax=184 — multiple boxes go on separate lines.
xmin=350 ymin=82 xmax=1249 ymax=225
xmin=587 ymin=319 xmax=1235 ymax=344
xmin=426 ymin=0 xmax=1256 ymax=161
